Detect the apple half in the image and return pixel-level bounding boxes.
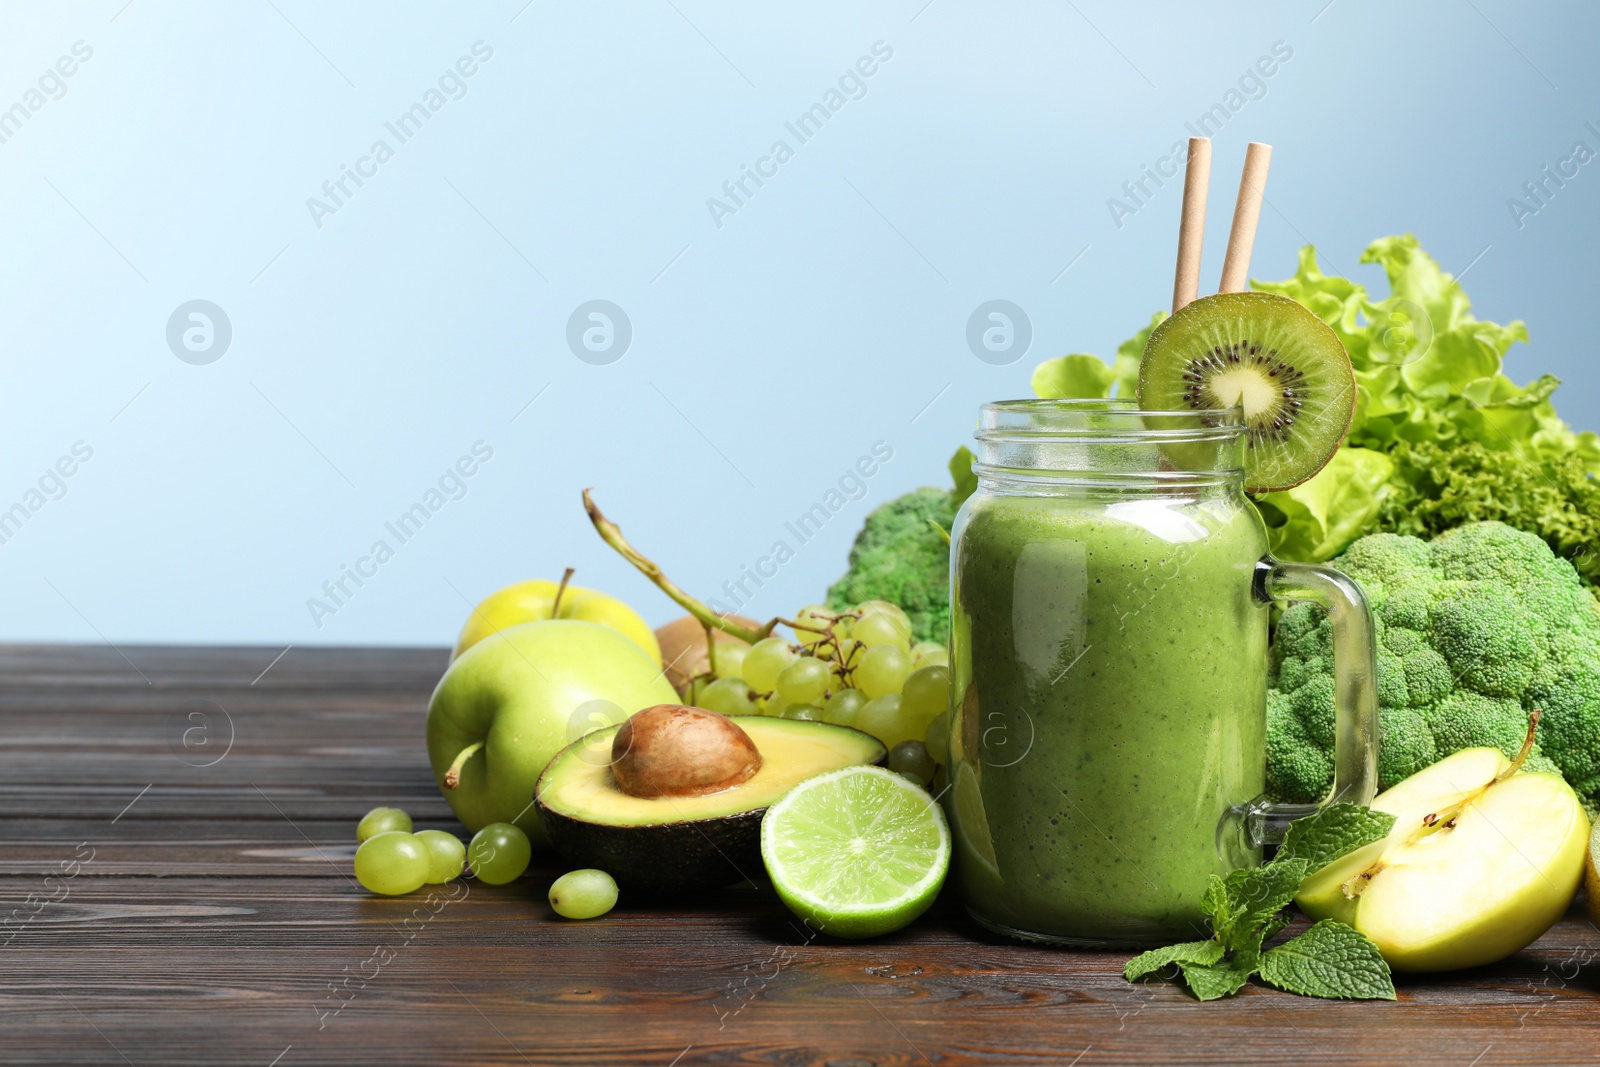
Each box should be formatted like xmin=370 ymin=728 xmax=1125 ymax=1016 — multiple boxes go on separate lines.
xmin=1296 ymin=746 xmax=1589 ymax=972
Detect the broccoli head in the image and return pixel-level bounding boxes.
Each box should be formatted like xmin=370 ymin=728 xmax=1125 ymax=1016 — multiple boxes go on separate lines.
xmin=1268 ymin=520 xmax=1600 ymax=814
xmin=827 ymin=487 xmax=953 ymax=644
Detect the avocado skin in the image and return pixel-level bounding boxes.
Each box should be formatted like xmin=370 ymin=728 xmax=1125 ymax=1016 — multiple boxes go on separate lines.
xmin=536 ymin=804 xmax=763 ymax=892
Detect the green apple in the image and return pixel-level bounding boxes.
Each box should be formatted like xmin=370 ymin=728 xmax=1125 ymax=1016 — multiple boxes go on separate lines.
xmin=452 ymin=578 xmax=661 ymax=666
xmin=427 ymin=619 xmax=678 ymax=846
xmin=1296 ymin=746 xmax=1590 ymax=972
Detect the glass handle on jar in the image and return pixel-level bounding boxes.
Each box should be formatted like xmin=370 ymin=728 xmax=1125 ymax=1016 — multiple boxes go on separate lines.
xmin=1246 ymin=556 xmax=1380 ymax=846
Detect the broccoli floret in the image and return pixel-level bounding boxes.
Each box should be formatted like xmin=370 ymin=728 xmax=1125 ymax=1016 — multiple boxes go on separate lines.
xmin=826 ymin=487 xmax=954 ymax=644
xmin=1268 ymin=521 xmax=1600 ymax=815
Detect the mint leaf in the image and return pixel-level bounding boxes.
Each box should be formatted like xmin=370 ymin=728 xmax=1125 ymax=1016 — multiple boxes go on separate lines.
xmin=1124 ymin=939 xmax=1224 ymax=982
xmin=1206 ymin=859 xmax=1308 ymax=952
xmin=1278 ymin=804 xmax=1396 ymax=872
xmin=1178 ymin=956 xmax=1257 ymax=1001
xmin=1258 ymin=920 xmax=1396 ymax=1000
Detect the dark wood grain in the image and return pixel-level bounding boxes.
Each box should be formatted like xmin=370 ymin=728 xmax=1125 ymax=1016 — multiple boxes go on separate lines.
xmin=3 ymin=645 xmax=1597 ymax=1067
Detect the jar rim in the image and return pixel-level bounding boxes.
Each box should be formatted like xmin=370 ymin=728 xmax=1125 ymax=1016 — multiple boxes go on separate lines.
xmin=977 ymin=398 xmax=1244 ymax=443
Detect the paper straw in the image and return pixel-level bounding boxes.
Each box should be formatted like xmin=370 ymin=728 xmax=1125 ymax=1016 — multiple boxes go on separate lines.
xmin=1172 ymin=137 xmax=1211 ymax=313
xmin=1218 ymin=141 xmax=1272 ymax=294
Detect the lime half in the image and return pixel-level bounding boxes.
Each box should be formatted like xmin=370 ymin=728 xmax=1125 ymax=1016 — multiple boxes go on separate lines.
xmin=760 ymin=765 xmax=951 ymax=939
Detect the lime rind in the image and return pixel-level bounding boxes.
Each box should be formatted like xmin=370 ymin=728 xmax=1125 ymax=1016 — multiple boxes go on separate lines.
xmin=760 ymin=765 xmax=951 ymax=938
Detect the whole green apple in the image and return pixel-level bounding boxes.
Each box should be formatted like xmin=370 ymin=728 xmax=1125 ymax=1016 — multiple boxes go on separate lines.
xmin=427 ymin=619 xmax=678 ymax=846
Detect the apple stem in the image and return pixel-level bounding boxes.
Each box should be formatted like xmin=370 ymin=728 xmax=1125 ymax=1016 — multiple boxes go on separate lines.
xmin=583 ymin=489 xmax=778 ymax=645
xmin=443 ymin=741 xmax=484 ymax=789
xmin=551 ymin=567 xmax=576 ymax=617
xmin=1495 ymin=707 xmax=1542 ymax=784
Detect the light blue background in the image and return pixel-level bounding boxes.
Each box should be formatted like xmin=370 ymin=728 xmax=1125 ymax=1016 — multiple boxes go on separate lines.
xmin=1 ymin=0 xmax=1596 ymax=647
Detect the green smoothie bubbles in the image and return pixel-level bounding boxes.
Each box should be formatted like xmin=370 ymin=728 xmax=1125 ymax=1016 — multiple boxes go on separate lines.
xmin=945 ymin=399 xmax=1379 ymax=946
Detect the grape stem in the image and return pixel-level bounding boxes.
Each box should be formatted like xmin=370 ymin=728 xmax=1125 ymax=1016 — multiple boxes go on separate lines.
xmin=443 ymin=741 xmax=484 ymax=789
xmin=583 ymin=489 xmax=779 ymax=644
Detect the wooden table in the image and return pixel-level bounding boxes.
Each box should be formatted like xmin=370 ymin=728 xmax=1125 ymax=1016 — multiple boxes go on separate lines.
xmin=4 ymin=645 xmax=1597 ymax=1066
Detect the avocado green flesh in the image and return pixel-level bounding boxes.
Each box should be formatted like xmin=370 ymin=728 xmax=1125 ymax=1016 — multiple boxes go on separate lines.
xmin=534 ymin=717 xmax=885 ymax=892
xmin=537 ymin=717 xmax=885 ymax=826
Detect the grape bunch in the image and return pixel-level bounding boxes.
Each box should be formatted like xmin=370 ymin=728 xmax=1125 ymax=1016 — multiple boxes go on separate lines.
xmin=689 ymin=600 xmax=950 ymax=787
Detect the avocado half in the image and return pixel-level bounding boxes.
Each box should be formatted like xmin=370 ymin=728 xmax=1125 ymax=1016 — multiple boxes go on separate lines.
xmin=535 ymin=716 xmax=885 ymax=892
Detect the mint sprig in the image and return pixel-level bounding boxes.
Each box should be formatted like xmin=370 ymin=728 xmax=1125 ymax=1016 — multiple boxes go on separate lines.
xmin=1123 ymin=803 xmax=1398 ymax=1001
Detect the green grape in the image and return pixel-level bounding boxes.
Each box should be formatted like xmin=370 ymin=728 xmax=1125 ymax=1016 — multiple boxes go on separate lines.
xmin=915 ymin=648 xmax=949 ymax=668
xmin=356 ymin=806 xmax=411 ymax=843
xmin=857 ymin=600 xmax=913 ymax=641
xmin=775 ymin=657 xmax=830 ymax=705
xmin=831 ymin=636 xmax=862 ymax=672
xmin=853 ymin=611 xmax=911 ymax=651
xmin=468 ymin=822 xmax=531 ymax=885
xmin=549 ymin=868 xmax=619 ymax=919
xmin=780 ymin=702 xmax=821 ymax=721
xmin=710 ymin=642 xmax=747 ymax=682
xmin=888 ymin=741 xmax=937 ymax=786
xmin=415 ymin=829 xmax=466 ymax=884
xmin=743 ymin=637 xmax=798 ymax=693
xmin=824 ymin=688 xmax=867 ymax=728
xmin=856 ymin=645 xmax=912 ymax=699
xmin=900 ymin=665 xmax=951 ymax=721
xmin=924 ymin=710 xmax=950 ymax=765
xmin=792 ymin=604 xmax=834 ymax=649
xmin=697 ymin=677 xmax=757 ymax=716
xmin=354 ymin=831 xmax=430 ymax=895
xmin=855 ymin=693 xmax=904 ymax=747
xmin=910 ymin=641 xmax=943 ymax=661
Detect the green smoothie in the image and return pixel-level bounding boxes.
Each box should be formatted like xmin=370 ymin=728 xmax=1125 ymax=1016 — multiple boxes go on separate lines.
xmin=949 ymin=490 xmax=1270 ymax=945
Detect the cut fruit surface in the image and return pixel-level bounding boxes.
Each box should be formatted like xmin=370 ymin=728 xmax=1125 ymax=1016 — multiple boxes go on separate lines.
xmin=1139 ymin=291 xmax=1354 ymax=491
xmin=1296 ymin=746 xmax=1589 ymax=972
xmin=760 ymin=765 xmax=950 ymax=939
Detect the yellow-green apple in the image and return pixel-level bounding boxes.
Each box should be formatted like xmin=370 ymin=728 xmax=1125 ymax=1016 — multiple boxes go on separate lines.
xmin=1296 ymin=745 xmax=1589 ymax=971
xmin=452 ymin=578 xmax=660 ymax=665
xmin=428 ymin=620 xmax=677 ymax=846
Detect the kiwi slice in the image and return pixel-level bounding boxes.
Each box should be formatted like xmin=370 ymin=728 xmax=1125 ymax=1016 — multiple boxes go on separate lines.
xmin=1138 ymin=291 xmax=1354 ymax=492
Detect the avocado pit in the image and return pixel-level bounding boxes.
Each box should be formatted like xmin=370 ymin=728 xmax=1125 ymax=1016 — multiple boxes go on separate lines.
xmin=611 ymin=704 xmax=761 ymax=799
